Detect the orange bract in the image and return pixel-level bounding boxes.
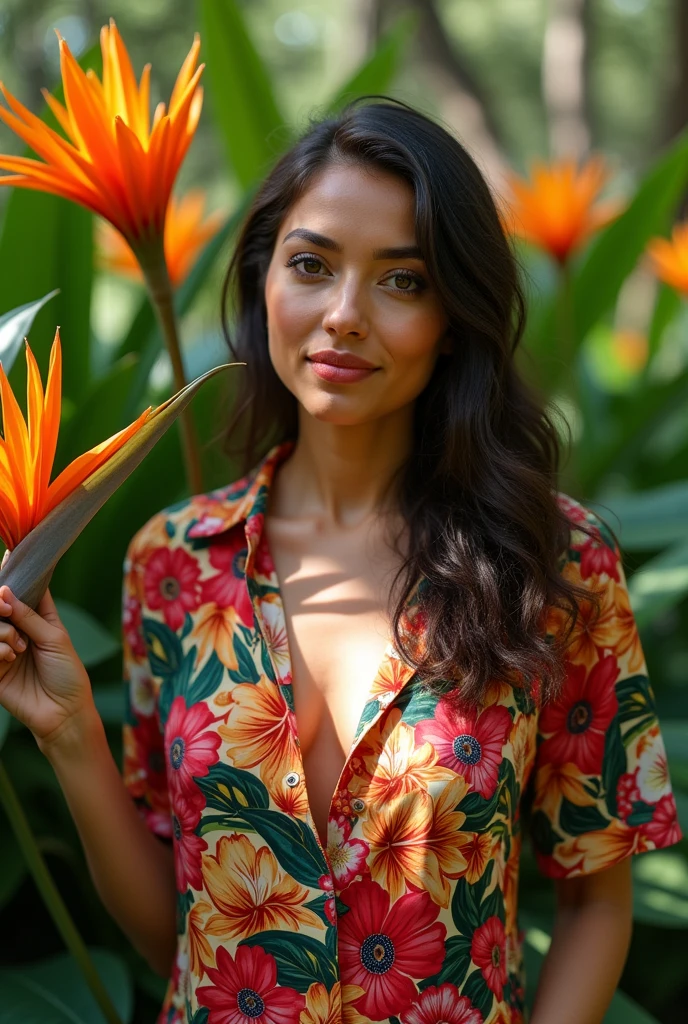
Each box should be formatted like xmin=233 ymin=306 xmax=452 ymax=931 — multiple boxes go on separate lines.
xmin=98 ymin=189 xmax=224 ymax=287
xmin=500 ymin=156 xmax=624 ymax=265
xmin=0 ymin=19 xmax=204 ymax=247
xmin=646 ymin=222 xmax=688 ymax=295
xmin=0 ymin=329 xmax=152 ymax=549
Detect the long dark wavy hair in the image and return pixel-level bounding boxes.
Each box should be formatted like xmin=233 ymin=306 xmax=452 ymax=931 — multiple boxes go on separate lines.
xmin=219 ymin=95 xmax=612 ymax=707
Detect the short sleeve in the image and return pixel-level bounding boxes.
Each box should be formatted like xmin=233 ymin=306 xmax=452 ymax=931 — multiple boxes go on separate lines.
xmin=121 ymin=537 xmax=173 ymax=840
xmin=528 ymin=505 xmax=682 ymax=879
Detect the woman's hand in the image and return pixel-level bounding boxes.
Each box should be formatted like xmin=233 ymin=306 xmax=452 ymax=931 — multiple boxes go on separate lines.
xmin=0 ymin=551 xmax=94 ymax=752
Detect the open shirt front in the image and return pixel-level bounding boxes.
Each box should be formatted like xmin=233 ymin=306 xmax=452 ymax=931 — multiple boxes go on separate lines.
xmin=121 ymin=439 xmax=682 ymax=1024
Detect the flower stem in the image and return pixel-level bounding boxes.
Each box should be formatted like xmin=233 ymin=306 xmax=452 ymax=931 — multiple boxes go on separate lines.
xmin=0 ymin=758 xmax=123 ymax=1024
xmin=138 ymin=240 xmax=204 ymax=495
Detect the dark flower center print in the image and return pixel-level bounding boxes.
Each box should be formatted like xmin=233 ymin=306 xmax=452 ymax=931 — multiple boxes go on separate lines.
xmin=169 ymin=736 xmax=185 ymax=770
xmin=491 ymin=944 xmax=501 ymax=968
xmin=148 ymin=750 xmax=164 ymax=774
xmin=233 ymin=550 xmax=246 ymax=577
xmin=360 ymin=932 xmax=396 ymax=974
xmin=452 ymin=733 xmax=482 ymax=765
xmin=160 ymin=575 xmax=181 ymax=600
xmin=236 ymin=987 xmax=265 ymax=1018
xmin=567 ymin=700 xmax=593 ymax=734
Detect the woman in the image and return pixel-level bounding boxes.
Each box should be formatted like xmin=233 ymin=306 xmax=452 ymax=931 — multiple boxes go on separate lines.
xmin=0 ymin=98 xmax=681 ymax=1024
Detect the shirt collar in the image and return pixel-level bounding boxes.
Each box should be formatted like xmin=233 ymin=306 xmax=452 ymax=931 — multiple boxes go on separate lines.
xmin=186 ymin=439 xmax=296 ymax=540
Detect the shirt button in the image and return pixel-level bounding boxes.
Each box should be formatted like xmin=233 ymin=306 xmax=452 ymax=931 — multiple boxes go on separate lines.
xmin=284 ymin=771 xmax=300 ymax=788
xmin=351 ymin=797 xmax=366 ymax=813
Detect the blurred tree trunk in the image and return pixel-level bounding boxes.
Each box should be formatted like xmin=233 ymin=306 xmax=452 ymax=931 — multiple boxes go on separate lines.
xmin=542 ymin=0 xmax=591 ymax=160
xmin=365 ymin=0 xmax=509 ymax=187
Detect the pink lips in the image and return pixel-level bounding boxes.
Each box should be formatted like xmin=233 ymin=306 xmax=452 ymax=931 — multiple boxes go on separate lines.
xmin=307 ymin=348 xmax=379 ymax=384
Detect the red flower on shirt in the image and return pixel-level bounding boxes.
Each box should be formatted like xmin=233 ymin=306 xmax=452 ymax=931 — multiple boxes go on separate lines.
xmin=199 ymin=525 xmax=254 ymax=625
xmin=164 ymin=695 xmax=222 ymax=803
xmin=641 ymin=793 xmax=682 ymax=848
xmin=415 ymin=701 xmax=512 ymax=798
xmin=338 ymin=877 xmax=446 ymax=1019
xmin=470 ymin=915 xmax=507 ymax=999
xmin=400 ymin=983 xmax=484 ymax=1024
xmin=123 ymin=592 xmax=147 ymax=658
xmin=143 ymin=546 xmax=202 ymax=631
xmin=171 ymin=786 xmax=207 ymax=893
xmin=196 ymin=943 xmax=305 ymax=1023
xmin=538 ymin=654 xmax=619 ymax=775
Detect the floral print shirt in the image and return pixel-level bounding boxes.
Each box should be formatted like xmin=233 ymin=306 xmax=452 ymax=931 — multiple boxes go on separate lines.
xmin=121 ymin=439 xmax=682 ymax=1024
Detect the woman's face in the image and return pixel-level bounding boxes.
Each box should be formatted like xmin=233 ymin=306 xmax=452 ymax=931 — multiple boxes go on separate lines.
xmin=264 ymin=162 xmax=450 ymax=426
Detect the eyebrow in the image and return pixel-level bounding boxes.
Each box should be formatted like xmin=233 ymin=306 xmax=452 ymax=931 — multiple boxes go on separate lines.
xmin=281 ymin=228 xmax=423 ymax=261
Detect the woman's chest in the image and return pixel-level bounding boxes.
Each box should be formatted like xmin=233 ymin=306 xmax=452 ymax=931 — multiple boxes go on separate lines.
xmin=262 ymin=514 xmax=408 ymax=758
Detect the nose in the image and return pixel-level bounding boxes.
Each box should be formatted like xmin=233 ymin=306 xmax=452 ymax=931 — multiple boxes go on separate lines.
xmin=321 ymin=273 xmax=369 ymax=338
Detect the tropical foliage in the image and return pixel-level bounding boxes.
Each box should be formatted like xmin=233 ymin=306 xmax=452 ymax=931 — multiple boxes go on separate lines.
xmin=0 ymin=2 xmax=687 ymax=1022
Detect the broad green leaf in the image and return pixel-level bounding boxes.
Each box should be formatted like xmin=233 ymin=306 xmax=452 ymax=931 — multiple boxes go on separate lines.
xmin=0 ymin=291 xmax=59 ymax=374
xmin=577 ymin=363 xmax=688 ymax=491
xmin=199 ymin=0 xmax=288 ymax=188
xmin=632 ymin=850 xmax=688 ymax=929
xmin=530 ymin=125 xmax=688 ymax=386
xmin=0 ymin=362 xmax=238 ymax=611
xmin=626 ymin=540 xmax=688 ymax=629
xmin=326 ymin=11 xmax=418 ymax=111
xmin=0 ymin=947 xmax=133 ymax=1024
xmin=646 ymin=282 xmax=682 ymax=368
xmin=587 ymin=482 xmax=688 ymax=550
xmin=91 ymin=684 xmax=125 ymax=725
xmin=239 ymin=930 xmax=338 ymax=992
xmin=661 ymin=720 xmax=688 ymax=764
xmin=524 ymin=930 xmax=659 ymax=1021
xmin=53 ymin=600 xmax=119 ymax=668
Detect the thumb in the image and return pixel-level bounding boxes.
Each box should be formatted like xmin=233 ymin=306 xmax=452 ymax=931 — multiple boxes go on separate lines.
xmin=0 ymin=584 xmax=64 ymax=647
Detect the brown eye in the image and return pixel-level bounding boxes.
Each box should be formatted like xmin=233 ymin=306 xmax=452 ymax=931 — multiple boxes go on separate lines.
xmin=303 ymin=258 xmax=322 ymax=274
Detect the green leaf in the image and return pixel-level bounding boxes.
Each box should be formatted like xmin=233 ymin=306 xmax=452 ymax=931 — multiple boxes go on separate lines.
xmin=626 ymin=537 xmax=688 ymax=630
xmin=91 ymin=685 xmax=125 ymax=725
xmin=646 ymin=282 xmax=682 ymax=367
xmin=229 ymin=634 xmax=260 ymax=684
xmin=199 ymin=0 xmax=288 ymax=188
xmin=559 ymin=797 xmax=610 ymax=836
xmin=143 ymin=619 xmax=184 ymax=678
xmin=53 ymin=599 xmax=120 ymax=668
xmin=451 ymin=877 xmax=481 ymax=932
xmin=602 ymin=722 xmax=627 ymax=818
xmin=0 ymin=947 xmax=133 ymax=1024
xmin=434 ymin=934 xmax=472 ymax=988
xmin=187 ymin=651 xmax=225 ymax=704
xmin=195 ymin=762 xmax=270 ymax=814
xmin=0 ymin=290 xmax=60 ymax=374
xmin=241 ymin=808 xmax=327 ymax=888
xmin=239 ymin=931 xmax=337 ymax=993
xmin=461 ymin=967 xmax=495 ymax=1020
xmin=588 ymin=483 xmax=688 ymax=550
xmin=326 ymin=12 xmax=417 ymax=112
xmin=660 ymin=720 xmax=688 ymax=764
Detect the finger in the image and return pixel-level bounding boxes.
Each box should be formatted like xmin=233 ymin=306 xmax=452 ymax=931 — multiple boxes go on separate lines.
xmin=0 ymin=586 xmax=62 ymax=647
xmin=0 ymin=622 xmax=27 ymax=651
xmin=0 ymin=641 xmax=17 ymax=662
